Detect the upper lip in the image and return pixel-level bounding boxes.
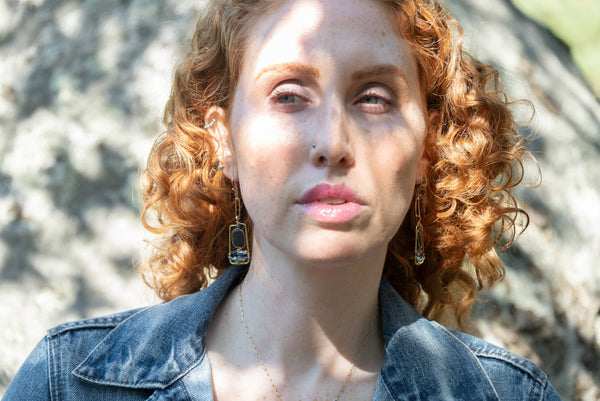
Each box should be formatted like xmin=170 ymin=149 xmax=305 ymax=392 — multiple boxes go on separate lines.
xmin=299 ymin=184 xmax=365 ymax=205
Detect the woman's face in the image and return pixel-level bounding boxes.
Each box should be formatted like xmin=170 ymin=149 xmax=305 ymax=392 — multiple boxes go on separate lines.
xmin=220 ymin=0 xmax=429 ymax=266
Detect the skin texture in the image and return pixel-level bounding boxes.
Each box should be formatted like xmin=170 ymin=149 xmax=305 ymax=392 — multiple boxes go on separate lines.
xmin=206 ymin=0 xmax=432 ymax=399
xmin=216 ymin=0 xmax=428 ymax=268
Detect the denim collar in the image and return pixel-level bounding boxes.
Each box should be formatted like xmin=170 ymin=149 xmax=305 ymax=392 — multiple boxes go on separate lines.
xmin=74 ymin=265 xmax=499 ymax=399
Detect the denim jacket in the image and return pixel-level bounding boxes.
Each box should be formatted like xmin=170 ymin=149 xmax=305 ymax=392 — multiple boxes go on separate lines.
xmin=4 ymin=265 xmax=562 ymax=400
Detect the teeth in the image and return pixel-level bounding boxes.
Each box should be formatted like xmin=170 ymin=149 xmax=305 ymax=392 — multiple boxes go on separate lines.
xmin=321 ymin=198 xmax=346 ymax=205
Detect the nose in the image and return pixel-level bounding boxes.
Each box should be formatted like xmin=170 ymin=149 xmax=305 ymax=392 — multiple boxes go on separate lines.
xmin=310 ymin=105 xmax=355 ymax=168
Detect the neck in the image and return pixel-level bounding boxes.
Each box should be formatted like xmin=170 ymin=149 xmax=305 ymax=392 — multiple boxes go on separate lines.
xmin=239 ymin=235 xmax=385 ymax=372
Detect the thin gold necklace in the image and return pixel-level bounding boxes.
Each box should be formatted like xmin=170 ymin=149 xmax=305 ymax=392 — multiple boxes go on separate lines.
xmin=238 ymin=281 xmax=378 ymax=401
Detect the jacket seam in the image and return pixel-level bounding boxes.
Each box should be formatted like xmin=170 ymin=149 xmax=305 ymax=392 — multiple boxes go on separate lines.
xmin=72 ymin=370 xmax=168 ymax=389
xmin=436 ymin=325 xmax=500 ymax=401
xmin=57 ymin=333 xmax=62 ymax=401
xmin=179 ymin=378 xmax=193 ymax=401
xmin=380 ymin=371 xmax=401 ymax=401
xmin=46 ymin=334 xmax=56 ymax=401
xmin=72 ymin=350 xmax=207 ymax=389
xmin=530 ymin=372 xmax=547 ymax=401
xmin=536 ymin=380 xmax=552 ymax=401
xmin=47 ymin=309 xmax=148 ymax=337
xmin=49 ymin=331 xmax=64 ymax=401
xmin=468 ymin=345 xmax=548 ymax=387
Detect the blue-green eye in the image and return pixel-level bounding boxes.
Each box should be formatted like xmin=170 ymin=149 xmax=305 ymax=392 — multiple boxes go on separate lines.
xmin=277 ymin=94 xmax=303 ymax=104
xmin=359 ymin=95 xmax=387 ymax=104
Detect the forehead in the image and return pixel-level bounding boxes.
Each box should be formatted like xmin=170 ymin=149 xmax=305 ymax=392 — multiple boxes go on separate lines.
xmin=241 ymin=0 xmax=413 ymax=76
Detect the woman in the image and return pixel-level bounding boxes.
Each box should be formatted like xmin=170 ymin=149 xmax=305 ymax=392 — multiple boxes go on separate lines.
xmin=4 ymin=0 xmax=562 ymax=399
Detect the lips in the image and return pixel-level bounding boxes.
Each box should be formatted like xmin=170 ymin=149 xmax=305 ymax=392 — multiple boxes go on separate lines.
xmin=299 ymin=184 xmax=365 ymax=205
xmin=298 ymin=184 xmax=365 ymax=223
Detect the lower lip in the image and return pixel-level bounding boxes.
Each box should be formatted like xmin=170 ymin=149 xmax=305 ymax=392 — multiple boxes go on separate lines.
xmin=300 ymin=201 xmax=363 ymax=223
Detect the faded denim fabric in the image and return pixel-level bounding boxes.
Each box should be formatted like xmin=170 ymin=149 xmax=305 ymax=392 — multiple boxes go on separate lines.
xmin=3 ymin=265 xmax=562 ymax=400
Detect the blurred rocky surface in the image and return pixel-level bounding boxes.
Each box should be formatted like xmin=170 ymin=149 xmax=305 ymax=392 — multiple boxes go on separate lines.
xmin=0 ymin=0 xmax=598 ymax=399
xmin=445 ymin=1 xmax=600 ymax=400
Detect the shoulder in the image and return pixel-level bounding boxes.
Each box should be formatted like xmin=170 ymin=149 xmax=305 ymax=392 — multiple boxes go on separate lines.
xmin=2 ymin=307 xmax=148 ymax=401
xmin=438 ymin=324 xmax=563 ymax=401
xmin=4 ymin=302 xmax=201 ymax=401
xmin=3 ymin=267 xmax=245 ymax=401
xmin=47 ymin=307 xmax=145 ymax=338
xmin=377 ymin=280 xmax=562 ymax=400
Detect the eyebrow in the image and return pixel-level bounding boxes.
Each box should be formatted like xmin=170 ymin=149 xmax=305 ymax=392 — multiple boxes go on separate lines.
xmin=351 ymin=64 xmax=409 ymax=83
xmin=254 ymin=62 xmax=409 ymax=84
xmin=255 ymin=62 xmax=321 ymax=82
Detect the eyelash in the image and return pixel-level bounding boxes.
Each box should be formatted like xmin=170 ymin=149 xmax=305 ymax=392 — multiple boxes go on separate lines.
xmin=267 ymin=83 xmax=397 ymax=113
xmin=354 ymin=87 xmax=395 ymax=111
xmin=268 ymin=84 xmax=309 ymax=107
xmin=272 ymin=89 xmax=303 ymax=103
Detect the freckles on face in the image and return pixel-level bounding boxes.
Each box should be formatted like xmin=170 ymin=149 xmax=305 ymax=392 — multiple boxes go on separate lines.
xmin=225 ymin=0 xmax=429 ymax=262
xmin=229 ymin=104 xmax=306 ymax=211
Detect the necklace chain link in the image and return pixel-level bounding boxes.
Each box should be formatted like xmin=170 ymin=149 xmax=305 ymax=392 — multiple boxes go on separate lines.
xmin=238 ymin=281 xmax=378 ymax=401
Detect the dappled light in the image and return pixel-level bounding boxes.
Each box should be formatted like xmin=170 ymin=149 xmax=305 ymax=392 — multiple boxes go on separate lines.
xmin=0 ymin=0 xmax=598 ymax=399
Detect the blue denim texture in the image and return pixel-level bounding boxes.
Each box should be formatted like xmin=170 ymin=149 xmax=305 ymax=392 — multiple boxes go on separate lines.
xmin=4 ymin=265 xmax=562 ymax=400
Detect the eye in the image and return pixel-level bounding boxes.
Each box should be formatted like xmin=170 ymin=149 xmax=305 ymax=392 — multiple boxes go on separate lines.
xmin=276 ymin=93 xmax=304 ymax=104
xmin=353 ymin=85 xmax=395 ymax=113
xmin=358 ymin=95 xmax=388 ymax=105
xmin=268 ymin=82 xmax=311 ymax=112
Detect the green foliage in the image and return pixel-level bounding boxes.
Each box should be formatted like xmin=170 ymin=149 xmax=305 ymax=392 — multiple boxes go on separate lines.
xmin=511 ymin=0 xmax=600 ymax=95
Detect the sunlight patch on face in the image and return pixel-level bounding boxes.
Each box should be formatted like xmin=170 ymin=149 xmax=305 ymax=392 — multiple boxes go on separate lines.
xmin=251 ymin=0 xmax=326 ymax=77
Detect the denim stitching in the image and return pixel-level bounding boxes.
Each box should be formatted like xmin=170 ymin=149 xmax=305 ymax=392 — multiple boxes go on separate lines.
xmin=435 ymin=324 xmax=500 ymax=401
xmin=179 ymin=379 xmax=193 ymax=401
xmin=48 ymin=308 xmax=146 ymax=337
xmin=380 ymin=371 xmax=403 ymax=401
xmin=47 ymin=334 xmax=57 ymax=401
xmin=467 ymin=344 xmax=547 ymax=401
xmin=468 ymin=345 xmax=547 ymax=387
xmin=72 ymin=353 xmax=206 ymax=389
xmin=55 ymin=332 xmax=63 ymax=401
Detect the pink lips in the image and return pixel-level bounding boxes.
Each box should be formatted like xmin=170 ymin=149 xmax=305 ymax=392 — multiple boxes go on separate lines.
xmin=298 ymin=184 xmax=365 ymax=223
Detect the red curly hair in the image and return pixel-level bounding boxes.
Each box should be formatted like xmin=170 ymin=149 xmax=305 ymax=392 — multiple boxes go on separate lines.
xmin=140 ymin=0 xmax=530 ymax=326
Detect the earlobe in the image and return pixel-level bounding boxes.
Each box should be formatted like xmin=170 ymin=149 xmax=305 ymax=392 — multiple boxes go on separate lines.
xmin=428 ymin=110 xmax=441 ymax=134
xmin=205 ymin=106 xmax=238 ymax=181
xmin=416 ymin=153 xmax=429 ymax=184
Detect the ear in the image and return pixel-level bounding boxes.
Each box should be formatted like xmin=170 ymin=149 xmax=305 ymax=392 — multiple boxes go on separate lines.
xmin=416 ymin=110 xmax=440 ymax=184
xmin=205 ymin=106 xmax=238 ymax=181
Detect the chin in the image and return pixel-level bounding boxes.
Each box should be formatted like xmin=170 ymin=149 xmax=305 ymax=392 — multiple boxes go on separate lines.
xmin=291 ymin=233 xmax=386 ymax=267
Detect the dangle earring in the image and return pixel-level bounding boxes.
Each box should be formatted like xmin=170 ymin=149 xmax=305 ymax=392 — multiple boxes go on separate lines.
xmin=229 ymin=183 xmax=250 ymax=265
xmin=414 ymin=178 xmax=426 ymax=266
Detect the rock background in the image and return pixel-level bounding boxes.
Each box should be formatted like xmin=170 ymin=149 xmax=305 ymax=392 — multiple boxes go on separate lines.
xmin=0 ymin=0 xmax=598 ymax=399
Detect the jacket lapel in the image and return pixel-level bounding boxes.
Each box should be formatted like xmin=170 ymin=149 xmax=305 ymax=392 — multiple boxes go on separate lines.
xmin=72 ymin=266 xmax=246 ymax=390
xmin=146 ymin=359 xmax=215 ymax=401
xmin=72 ymin=267 xmax=499 ymax=400
xmin=375 ymin=280 xmax=500 ymax=400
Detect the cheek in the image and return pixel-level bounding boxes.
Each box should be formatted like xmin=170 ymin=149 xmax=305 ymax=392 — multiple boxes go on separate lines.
xmin=233 ymin=118 xmax=305 ymax=206
xmin=369 ymin=136 xmax=422 ymax=219
xmin=236 ymin=120 xmax=302 ymax=174
xmin=375 ymin=134 xmax=422 ymax=178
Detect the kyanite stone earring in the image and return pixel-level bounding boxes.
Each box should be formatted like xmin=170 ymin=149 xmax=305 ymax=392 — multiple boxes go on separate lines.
xmin=415 ymin=178 xmax=426 ymax=265
xmin=228 ymin=183 xmax=250 ymax=265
